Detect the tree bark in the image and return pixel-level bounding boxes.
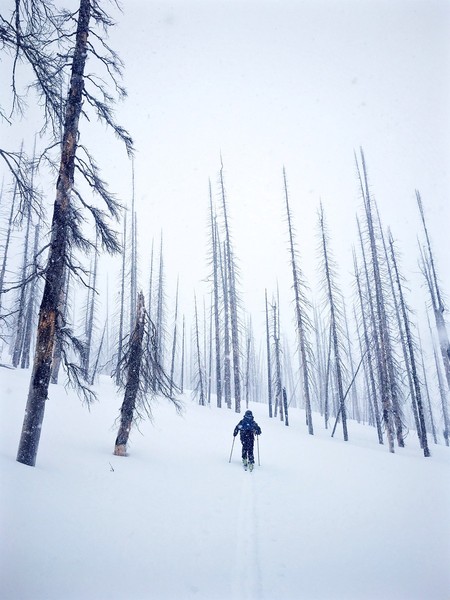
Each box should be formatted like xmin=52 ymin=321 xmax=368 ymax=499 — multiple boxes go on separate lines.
xmin=17 ymin=0 xmax=91 ymax=467
xmin=114 ymin=292 xmax=146 ymax=456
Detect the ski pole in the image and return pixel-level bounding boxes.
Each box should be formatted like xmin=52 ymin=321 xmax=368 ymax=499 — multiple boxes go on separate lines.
xmin=256 ymin=435 xmax=261 ymax=466
xmin=229 ymin=436 xmax=236 ymax=463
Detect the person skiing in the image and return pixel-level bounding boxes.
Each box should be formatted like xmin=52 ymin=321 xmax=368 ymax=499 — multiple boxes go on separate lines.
xmin=233 ymin=410 xmax=261 ymax=470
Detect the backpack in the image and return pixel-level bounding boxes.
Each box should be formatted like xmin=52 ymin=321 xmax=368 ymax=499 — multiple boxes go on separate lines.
xmin=240 ymin=417 xmax=254 ymax=432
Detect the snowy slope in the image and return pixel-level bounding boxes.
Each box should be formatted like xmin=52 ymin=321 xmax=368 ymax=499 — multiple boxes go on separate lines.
xmin=1 ymin=368 xmax=449 ymax=600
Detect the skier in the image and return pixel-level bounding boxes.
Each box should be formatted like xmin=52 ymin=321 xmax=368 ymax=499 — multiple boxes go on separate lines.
xmin=233 ymin=410 xmax=261 ymax=471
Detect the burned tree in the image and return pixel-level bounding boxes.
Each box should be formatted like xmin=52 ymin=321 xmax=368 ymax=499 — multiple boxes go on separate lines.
xmin=265 ymin=289 xmax=273 ymax=418
xmin=192 ymin=293 xmax=206 ymax=406
xmin=318 ymin=202 xmax=348 ymax=441
xmin=114 ymin=292 xmax=180 ymax=456
xmin=356 ymin=150 xmax=399 ymax=453
xmin=14 ymin=0 xmax=133 ymax=467
xmin=219 ymin=161 xmax=242 ymax=413
xmin=417 ymin=191 xmax=450 ymax=394
xmin=283 ymin=168 xmax=314 ymax=434
xmin=353 ymin=249 xmax=383 ymax=444
xmin=208 ymin=181 xmax=223 ymax=408
xmin=388 ymin=232 xmax=430 ymax=456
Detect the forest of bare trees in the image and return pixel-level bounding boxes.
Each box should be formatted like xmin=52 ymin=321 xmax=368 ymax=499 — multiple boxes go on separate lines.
xmin=1 ymin=1 xmax=448 ymax=467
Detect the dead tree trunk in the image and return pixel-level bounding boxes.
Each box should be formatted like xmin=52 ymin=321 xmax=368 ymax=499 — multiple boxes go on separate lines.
xmin=265 ymin=289 xmax=273 ymax=418
xmin=272 ymin=301 xmax=284 ymax=421
xmin=209 ymin=184 xmax=222 ymax=408
xmin=219 ymin=162 xmax=241 ymax=413
xmin=220 ymin=240 xmax=232 ymax=409
xmin=116 ymin=211 xmax=127 ymax=385
xmin=0 ymin=179 xmax=17 ymax=318
xmin=12 ymin=192 xmax=33 ymax=367
xmin=283 ymin=171 xmax=314 ymax=424
xmin=417 ymin=190 xmax=450 ymax=393
xmin=354 ymin=250 xmax=383 ymax=444
xmin=83 ymin=236 xmax=98 ymax=380
xmin=169 ymin=277 xmax=179 ymax=397
xmin=318 ymin=203 xmax=348 ymax=441
xmin=50 ymin=261 xmax=70 ymax=384
xmin=356 ymin=151 xmax=395 ymax=452
xmin=180 ymin=314 xmax=185 ymax=393
xmin=428 ymin=312 xmax=450 ymax=446
xmin=20 ymin=219 xmax=40 ymax=369
xmin=283 ymin=168 xmax=314 ymax=434
xmin=17 ymin=0 xmax=92 ymax=467
xmin=129 ymin=158 xmax=137 ymax=332
xmin=114 ymin=292 xmax=146 ymax=456
xmin=193 ymin=293 xmax=205 ymax=406
xmin=388 ymin=232 xmax=430 ymax=456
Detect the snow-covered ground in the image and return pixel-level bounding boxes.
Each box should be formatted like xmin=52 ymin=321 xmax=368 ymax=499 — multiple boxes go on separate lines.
xmin=1 ymin=368 xmax=449 ymax=600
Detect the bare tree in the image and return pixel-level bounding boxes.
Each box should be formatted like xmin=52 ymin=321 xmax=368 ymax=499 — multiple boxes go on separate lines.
xmin=283 ymin=168 xmax=314 ymax=434
xmin=0 ymin=180 xmax=18 ymax=321
xmin=155 ymin=234 xmax=166 ymax=376
xmin=272 ymin=299 xmax=283 ymax=421
xmin=83 ymin=235 xmax=99 ymax=380
xmin=192 ymin=293 xmax=206 ymax=406
xmin=115 ymin=212 xmax=127 ymax=385
xmin=219 ymin=160 xmax=241 ymax=413
xmin=209 ymin=181 xmax=223 ymax=408
xmin=20 ymin=218 xmax=41 ymax=369
xmin=356 ymin=150 xmax=397 ymax=452
xmin=417 ymin=190 xmax=450 ymax=393
xmin=427 ymin=311 xmax=450 ymax=446
xmin=15 ymin=0 xmax=133 ymax=467
xmin=353 ymin=249 xmax=383 ymax=444
xmin=388 ymin=232 xmax=430 ymax=456
xmin=180 ymin=314 xmax=185 ymax=393
xmin=265 ymin=289 xmax=273 ymax=418
xmin=114 ymin=291 xmax=181 ymax=456
xmin=169 ymin=277 xmax=179 ymax=396
xmin=11 ymin=186 xmax=33 ymax=367
xmin=318 ymin=203 xmax=348 ymax=440
xmin=219 ymin=239 xmax=232 ymax=409
xmin=129 ymin=158 xmax=137 ymax=332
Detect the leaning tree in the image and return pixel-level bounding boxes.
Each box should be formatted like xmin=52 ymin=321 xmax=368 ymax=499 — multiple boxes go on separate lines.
xmin=114 ymin=292 xmax=181 ymax=456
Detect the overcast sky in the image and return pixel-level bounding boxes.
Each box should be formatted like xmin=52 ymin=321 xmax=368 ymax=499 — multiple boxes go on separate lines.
xmin=2 ymin=0 xmax=449 ymax=337
xmin=102 ymin=1 xmax=450 ymax=326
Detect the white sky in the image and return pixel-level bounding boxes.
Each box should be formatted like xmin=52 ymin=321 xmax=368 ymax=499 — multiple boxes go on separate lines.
xmin=2 ymin=0 xmax=450 ymax=339
xmin=105 ymin=0 xmax=450 ymax=328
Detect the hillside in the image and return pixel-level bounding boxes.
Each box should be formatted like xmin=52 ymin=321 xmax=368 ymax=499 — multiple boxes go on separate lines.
xmin=1 ymin=368 xmax=449 ymax=600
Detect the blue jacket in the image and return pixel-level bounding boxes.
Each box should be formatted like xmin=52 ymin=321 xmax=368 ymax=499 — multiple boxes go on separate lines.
xmin=233 ymin=413 xmax=261 ymax=437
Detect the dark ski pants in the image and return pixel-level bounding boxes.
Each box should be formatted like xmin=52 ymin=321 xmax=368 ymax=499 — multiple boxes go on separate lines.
xmin=240 ymin=432 xmax=255 ymax=463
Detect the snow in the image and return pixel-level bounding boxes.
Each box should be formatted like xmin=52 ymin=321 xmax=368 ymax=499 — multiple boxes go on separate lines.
xmin=1 ymin=368 xmax=449 ymax=600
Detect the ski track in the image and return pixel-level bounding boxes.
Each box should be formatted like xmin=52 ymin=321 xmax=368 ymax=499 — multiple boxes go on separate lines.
xmin=231 ymin=467 xmax=263 ymax=600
